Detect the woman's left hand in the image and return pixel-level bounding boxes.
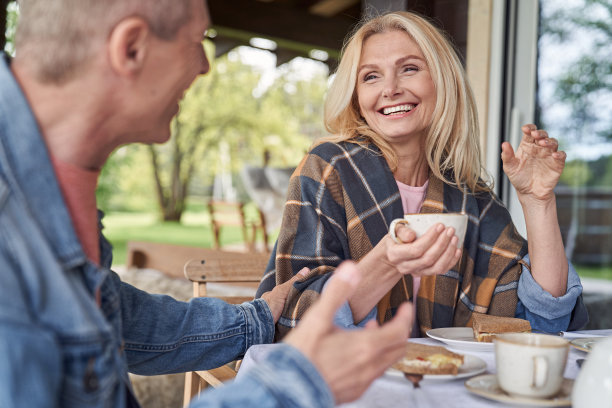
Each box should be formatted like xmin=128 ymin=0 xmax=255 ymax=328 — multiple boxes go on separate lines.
xmin=501 ymin=124 xmax=566 ymax=203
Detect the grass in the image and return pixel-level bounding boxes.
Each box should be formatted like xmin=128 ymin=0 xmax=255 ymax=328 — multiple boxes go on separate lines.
xmin=103 ymin=211 xmax=256 ymax=266
xmin=103 ymin=211 xmax=612 ymax=281
xmin=575 ymin=265 xmax=612 ymax=281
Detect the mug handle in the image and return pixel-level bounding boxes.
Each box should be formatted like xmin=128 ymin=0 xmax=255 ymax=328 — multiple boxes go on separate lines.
xmin=389 ymin=219 xmax=410 ymax=244
xmin=532 ymin=356 xmax=549 ymax=389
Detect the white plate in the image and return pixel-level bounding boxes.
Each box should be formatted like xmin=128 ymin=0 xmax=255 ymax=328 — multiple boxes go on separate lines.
xmin=426 ymin=327 xmax=494 ymax=352
xmin=387 ymin=354 xmax=487 ymax=381
xmin=465 ymin=374 xmax=572 ymax=406
xmin=570 ymin=337 xmax=603 ymax=352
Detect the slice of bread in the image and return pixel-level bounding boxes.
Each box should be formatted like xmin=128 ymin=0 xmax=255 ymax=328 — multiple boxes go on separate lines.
xmin=471 ymin=314 xmax=531 ymax=343
xmin=392 ymin=343 xmax=464 ymax=375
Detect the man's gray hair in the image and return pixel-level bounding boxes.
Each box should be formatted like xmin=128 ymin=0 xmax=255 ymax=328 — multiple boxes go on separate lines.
xmin=15 ymin=0 xmax=193 ymax=84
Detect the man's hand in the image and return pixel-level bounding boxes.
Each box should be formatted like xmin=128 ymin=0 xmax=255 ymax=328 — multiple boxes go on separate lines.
xmin=260 ymin=267 xmax=309 ymax=323
xmin=284 ymin=261 xmax=412 ymax=404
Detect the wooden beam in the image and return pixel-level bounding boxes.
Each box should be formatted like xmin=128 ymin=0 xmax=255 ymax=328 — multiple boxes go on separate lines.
xmin=208 ymin=0 xmax=357 ymax=53
xmin=211 ymin=37 xmax=246 ymax=58
xmin=310 ymin=0 xmax=360 ymax=17
xmin=363 ymin=0 xmax=407 ymax=18
xmin=466 ymin=0 xmax=493 ymax=158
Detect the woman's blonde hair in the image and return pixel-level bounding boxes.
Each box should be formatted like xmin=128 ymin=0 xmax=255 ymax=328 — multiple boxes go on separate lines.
xmin=322 ymin=11 xmax=488 ymax=191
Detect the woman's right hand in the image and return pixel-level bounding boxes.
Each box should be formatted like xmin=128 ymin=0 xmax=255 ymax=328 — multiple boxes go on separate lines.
xmin=348 ymin=221 xmax=462 ymax=322
xmin=384 ymin=222 xmax=462 ymax=277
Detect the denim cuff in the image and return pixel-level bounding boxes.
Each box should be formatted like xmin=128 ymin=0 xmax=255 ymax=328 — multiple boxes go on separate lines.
xmin=517 ymin=254 xmax=583 ymax=320
xmin=240 ymin=299 xmax=275 ymax=348
xmin=246 ymin=344 xmax=334 ymax=408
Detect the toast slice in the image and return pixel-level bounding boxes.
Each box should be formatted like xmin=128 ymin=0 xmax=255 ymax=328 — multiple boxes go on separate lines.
xmin=472 ymin=314 xmax=531 ymax=343
xmin=392 ymin=343 xmax=464 ymax=375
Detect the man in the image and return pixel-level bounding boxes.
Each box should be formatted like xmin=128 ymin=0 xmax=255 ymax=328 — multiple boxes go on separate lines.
xmin=0 ymin=0 xmax=412 ymax=407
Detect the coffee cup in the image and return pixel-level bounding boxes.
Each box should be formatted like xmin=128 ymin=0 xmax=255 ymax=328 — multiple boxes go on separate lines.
xmin=572 ymin=336 xmax=612 ymax=408
xmin=495 ymin=333 xmax=569 ymax=398
xmin=389 ymin=213 xmax=468 ymax=248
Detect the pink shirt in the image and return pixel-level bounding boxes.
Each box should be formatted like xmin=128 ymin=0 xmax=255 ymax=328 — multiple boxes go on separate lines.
xmin=396 ymin=179 xmax=428 ymax=337
xmin=51 ymin=157 xmax=101 ymax=265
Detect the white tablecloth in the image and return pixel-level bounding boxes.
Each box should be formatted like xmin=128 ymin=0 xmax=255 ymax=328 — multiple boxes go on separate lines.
xmin=239 ymin=330 xmax=612 ymax=408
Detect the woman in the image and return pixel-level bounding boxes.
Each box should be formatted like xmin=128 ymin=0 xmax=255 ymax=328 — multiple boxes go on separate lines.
xmin=256 ymin=11 xmax=587 ymax=339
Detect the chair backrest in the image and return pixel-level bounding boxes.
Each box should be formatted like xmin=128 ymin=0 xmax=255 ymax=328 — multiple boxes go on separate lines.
xmin=183 ymin=250 xmax=269 ymax=303
xmin=207 ymin=200 xmax=269 ymax=253
xmin=126 ymin=241 xmax=218 ymax=279
xmin=182 ymin=250 xmax=269 ymax=406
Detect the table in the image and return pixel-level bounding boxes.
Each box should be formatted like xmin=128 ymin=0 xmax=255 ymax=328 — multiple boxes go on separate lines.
xmin=239 ymin=330 xmax=611 ymax=407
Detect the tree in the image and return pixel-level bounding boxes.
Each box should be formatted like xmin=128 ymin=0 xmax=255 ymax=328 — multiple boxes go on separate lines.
xmin=1 ymin=0 xmax=9 ymax=51
xmin=539 ymin=0 xmax=612 ymax=142
xmin=539 ymin=0 xmax=612 ymax=190
xmin=147 ymin=46 xmax=321 ymax=221
xmin=2 ymin=0 xmax=17 ymax=55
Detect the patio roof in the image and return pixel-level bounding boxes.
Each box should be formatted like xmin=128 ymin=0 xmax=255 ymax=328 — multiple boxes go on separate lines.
xmin=207 ymin=0 xmax=467 ymax=69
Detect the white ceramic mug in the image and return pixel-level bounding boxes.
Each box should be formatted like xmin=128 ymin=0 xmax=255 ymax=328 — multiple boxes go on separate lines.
xmin=572 ymin=336 xmax=612 ymax=408
xmin=495 ymin=333 xmax=569 ymax=398
xmin=389 ymin=213 xmax=468 ymax=248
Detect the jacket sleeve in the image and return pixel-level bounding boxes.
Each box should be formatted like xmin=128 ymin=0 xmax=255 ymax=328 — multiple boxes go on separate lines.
xmin=515 ymin=254 xmax=588 ymax=331
xmin=188 ymin=344 xmax=333 ymax=408
xmin=118 ymin=276 xmax=275 ymax=375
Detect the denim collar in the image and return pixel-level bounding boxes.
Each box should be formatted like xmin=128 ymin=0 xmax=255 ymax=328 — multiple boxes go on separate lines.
xmin=0 ymin=53 xmax=88 ymax=268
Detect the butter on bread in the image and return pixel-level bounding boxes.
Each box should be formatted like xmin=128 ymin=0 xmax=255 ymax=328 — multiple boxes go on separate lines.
xmin=471 ymin=314 xmax=531 ymax=343
xmin=392 ymin=343 xmax=464 ymax=375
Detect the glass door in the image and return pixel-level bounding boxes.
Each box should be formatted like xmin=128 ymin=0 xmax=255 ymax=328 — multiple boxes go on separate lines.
xmin=537 ymin=0 xmax=612 ymax=279
xmin=504 ymin=0 xmax=612 ymax=279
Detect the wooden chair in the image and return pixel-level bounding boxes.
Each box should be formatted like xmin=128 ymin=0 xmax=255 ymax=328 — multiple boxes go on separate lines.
xmin=207 ymin=200 xmax=269 ymax=253
xmin=182 ymin=251 xmax=270 ymax=407
xmin=126 ymin=241 xmax=216 ymax=279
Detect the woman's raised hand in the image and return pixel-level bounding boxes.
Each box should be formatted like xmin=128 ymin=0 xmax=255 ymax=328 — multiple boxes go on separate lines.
xmin=501 ymin=124 xmax=566 ymax=203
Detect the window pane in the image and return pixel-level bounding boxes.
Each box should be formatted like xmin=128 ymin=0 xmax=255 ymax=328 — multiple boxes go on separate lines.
xmin=538 ymin=0 xmax=612 ymax=278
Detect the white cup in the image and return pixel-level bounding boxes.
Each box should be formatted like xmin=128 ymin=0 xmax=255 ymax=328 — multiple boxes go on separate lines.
xmin=389 ymin=213 xmax=468 ymax=248
xmin=495 ymin=333 xmax=569 ymax=398
xmin=572 ymin=336 xmax=612 ymax=408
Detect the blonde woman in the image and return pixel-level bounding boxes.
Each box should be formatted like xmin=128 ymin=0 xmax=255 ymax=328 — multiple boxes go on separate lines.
xmin=257 ymin=11 xmax=587 ymax=339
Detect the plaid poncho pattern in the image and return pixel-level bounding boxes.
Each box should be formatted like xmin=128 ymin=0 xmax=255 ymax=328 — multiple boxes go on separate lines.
xmin=256 ymin=141 xmax=528 ymax=340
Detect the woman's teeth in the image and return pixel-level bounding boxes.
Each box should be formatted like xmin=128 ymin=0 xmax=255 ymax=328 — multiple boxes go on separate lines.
xmin=382 ymin=104 xmax=415 ymax=115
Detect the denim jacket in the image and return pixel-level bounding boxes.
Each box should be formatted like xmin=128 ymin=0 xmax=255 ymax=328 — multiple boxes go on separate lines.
xmin=0 ymin=55 xmax=332 ymax=408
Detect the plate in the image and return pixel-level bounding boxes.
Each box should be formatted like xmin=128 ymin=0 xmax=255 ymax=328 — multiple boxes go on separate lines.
xmin=465 ymin=374 xmax=572 ymax=406
xmin=387 ymin=354 xmax=487 ymax=381
xmin=570 ymin=337 xmax=603 ymax=352
xmin=426 ymin=327 xmax=494 ymax=352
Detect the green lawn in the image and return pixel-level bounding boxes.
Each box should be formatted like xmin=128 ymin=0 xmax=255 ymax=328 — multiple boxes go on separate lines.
xmin=103 ymin=211 xmax=255 ymax=266
xmin=575 ymin=265 xmax=612 ymax=281
xmin=103 ymin=211 xmax=612 ymax=281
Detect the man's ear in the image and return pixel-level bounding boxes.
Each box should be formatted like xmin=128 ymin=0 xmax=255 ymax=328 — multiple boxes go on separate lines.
xmin=108 ymin=17 xmax=151 ymax=77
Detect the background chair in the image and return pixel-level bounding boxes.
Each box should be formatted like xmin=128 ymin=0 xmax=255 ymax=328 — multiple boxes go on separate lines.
xmin=182 ymin=251 xmax=269 ymax=407
xmin=207 ymin=200 xmax=269 ymax=252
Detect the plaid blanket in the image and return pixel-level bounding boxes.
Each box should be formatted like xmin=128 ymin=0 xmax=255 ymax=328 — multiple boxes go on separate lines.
xmin=257 ymin=141 xmax=528 ymax=339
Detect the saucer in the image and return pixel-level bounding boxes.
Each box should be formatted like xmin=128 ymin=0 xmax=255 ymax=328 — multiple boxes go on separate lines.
xmin=465 ymin=374 xmax=572 ymax=406
xmin=570 ymin=337 xmax=603 ymax=352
